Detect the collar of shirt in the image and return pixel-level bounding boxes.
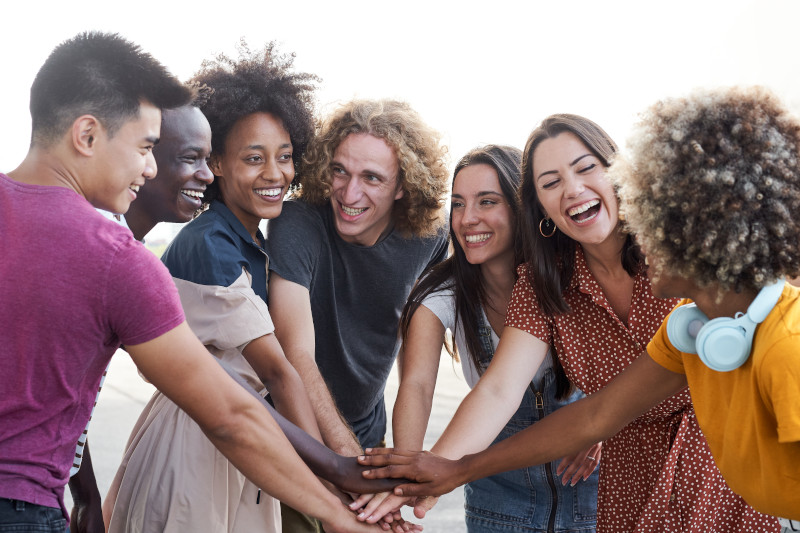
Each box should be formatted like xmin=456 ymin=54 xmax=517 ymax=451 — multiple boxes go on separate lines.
xmin=209 ymin=199 xmax=266 ymax=251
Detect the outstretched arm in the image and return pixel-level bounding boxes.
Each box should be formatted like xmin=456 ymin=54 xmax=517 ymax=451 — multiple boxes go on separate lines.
xmin=430 ymin=327 xmax=549 ymax=459
xmin=128 ymin=321 xmax=386 ymax=533
xmin=268 ymin=274 xmax=363 ymax=456
xmin=214 ymin=358 xmax=402 ymax=495
xmin=242 ymin=333 xmax=323 ymax=442
xmin=392 ymin=305 xmax=446 ymax=452
xmin=353 ymin=304 xmax=447 ymax=523
xmin=359 ymin=353 xmax=688 ymax=498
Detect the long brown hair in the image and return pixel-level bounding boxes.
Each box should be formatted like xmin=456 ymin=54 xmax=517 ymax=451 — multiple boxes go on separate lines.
xmin=519 ymin=114 xmax=642 ymax=316
xmin=400 ymin=145 xmax=522 ymax=377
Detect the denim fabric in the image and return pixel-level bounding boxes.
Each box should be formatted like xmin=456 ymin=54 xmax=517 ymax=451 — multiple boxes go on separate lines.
xmin=780 ymin=517 xmax=800 ymax=532
xmin=463 ymin=319 xmax=598 ymax=533
xmin=0 ymin=499 xmax=67 ymax=533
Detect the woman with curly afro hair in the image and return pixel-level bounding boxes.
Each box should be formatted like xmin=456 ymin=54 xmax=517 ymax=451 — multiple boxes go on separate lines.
xmin=102 ymin=42 xmax=392 ymax=533
xmin=360 ymin=88 xmax=798 ymax=529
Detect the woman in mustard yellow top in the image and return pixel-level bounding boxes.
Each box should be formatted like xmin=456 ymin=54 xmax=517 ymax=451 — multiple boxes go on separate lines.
xmin=359 ymin=86 xmax=800 ymax=529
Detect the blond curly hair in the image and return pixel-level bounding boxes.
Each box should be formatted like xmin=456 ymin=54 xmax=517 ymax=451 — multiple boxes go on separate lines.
xmin=611 ymin=86 xmax=800 ymax=292
xmin=297 ymin=99 xmax=448 ymax=238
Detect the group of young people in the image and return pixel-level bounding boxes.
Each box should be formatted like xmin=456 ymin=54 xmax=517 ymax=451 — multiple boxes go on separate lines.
xmin=0 ymin=31 xmax=797 ymax=533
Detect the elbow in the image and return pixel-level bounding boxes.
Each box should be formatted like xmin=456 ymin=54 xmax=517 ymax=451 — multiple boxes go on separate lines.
xmin=199 ymin=404 xmax=259 ymax=447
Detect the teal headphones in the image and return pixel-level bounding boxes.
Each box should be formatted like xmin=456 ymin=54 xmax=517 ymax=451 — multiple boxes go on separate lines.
xmin=666 ymin=279 xmax=784 ymax=372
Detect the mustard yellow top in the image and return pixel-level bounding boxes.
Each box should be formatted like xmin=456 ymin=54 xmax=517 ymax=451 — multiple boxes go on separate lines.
xmin=648 ymin=284 xmax=800 ymax=519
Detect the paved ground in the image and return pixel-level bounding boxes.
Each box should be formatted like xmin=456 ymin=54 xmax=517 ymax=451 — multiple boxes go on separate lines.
xmin=71 ymin=349 xmax=472 ymax=531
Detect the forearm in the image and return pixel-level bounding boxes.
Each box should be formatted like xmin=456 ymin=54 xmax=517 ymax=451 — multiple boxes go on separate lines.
xmin=392 ymin=382 xmax=434 ymax=451
xmin=200 ymin=401 xmax=354 ymax=526
xmin=457 ymin=355 xmax=687 ymax=482
xmin=264 ymin=364 xmax=323 ymax=442
xmin=456 ymin=397 xmax=608 ymax=484
xmin=432 ymin=381 xmax=523 ymax=459
xmin=218 ymin=360 xmax=398 ymax=494
xmin=291 ymin=352 xmax=362 ymax=455
xmin=68 ymin=441 xmax=102 ymax=506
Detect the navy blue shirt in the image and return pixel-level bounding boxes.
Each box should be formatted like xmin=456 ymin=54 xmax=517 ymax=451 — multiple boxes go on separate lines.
xmin=162 ymin=200 xmax=268 ymax=302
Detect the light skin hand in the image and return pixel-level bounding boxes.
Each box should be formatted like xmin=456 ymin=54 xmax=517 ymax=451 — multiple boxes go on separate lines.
xmin=555 ymin=442 xmax=602 ymax=486
xmin=358 ymin=448 xmax=465 ymax=498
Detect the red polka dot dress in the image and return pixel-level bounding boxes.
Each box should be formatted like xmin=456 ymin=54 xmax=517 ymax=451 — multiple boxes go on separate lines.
xmin=505 ymin=246 xmax=779 ymax=533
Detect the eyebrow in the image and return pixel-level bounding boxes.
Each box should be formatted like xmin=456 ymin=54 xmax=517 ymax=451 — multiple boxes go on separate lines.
xmin=536 ymin=153 xmax=593 ymax=181
xmin=147 ymin=136 xmax=160 ymax=145
xmin=451 ymin=190 xmax=503 ymax=199
xmin=331 ymin=160 xmax=390 ymax=180
xmin=244 ymin=142 xmax=292 ymax=151
xmin=182 ymin=145 xmax=206 ymax=153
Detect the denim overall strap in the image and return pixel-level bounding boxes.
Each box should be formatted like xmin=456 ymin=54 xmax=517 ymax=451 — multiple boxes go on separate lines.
xmin=465 ymin=307 xmax=598 ymax=532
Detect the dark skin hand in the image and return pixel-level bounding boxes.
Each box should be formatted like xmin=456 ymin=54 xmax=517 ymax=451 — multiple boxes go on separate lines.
xmin=67 ymin=441 xmax=104 ymax=533
xmin=358 ymin=354 xmax=687 ymax=498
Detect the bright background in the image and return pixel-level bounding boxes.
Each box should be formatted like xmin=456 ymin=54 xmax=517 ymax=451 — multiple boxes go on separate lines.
xmin=5 ymin=2 xmax=800 ymax=528
xmin=3 ymin=0 xmax=800 ymax=177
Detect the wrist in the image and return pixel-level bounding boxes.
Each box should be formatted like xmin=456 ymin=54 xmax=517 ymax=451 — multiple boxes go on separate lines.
xmin=455 ymin=453 xmax=478 ymax=486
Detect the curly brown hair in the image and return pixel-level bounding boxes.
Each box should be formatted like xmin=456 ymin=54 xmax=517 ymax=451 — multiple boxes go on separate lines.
xmin=189 ymin=40 xmax=318 ymax=203
xmin=611 ymin=86 xmax=800 ymax=292
xmin=297 ymin=99 xmax=448 ymax=237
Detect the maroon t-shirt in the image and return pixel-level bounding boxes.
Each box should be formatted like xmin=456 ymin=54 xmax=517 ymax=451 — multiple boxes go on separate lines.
xmin=0 ymin=173 xmax=185 ymax=517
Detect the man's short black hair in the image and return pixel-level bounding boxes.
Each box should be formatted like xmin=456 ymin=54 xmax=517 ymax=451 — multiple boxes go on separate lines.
xmin=30 ymin=31 xmax=193 ymax=146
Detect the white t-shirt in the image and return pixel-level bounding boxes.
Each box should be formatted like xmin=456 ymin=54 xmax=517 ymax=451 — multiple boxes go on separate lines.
xmin=420 ymin=280 xmax=552 ymax=389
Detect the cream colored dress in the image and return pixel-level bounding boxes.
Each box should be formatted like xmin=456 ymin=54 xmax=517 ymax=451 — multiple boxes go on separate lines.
xmin=104 ymin=269 xmax=281 ymax=533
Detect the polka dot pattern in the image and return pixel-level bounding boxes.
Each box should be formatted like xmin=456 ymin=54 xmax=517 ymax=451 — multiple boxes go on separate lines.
xmin=506 ymin=246 xmax=779 ymax=533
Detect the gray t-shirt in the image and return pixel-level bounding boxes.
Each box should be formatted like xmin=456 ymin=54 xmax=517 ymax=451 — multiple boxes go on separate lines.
xmin=266 ymin=199 xmax=448 ymax=440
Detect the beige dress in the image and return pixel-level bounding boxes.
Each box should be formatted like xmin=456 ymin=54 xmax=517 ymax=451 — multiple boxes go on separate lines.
xmin=104 ymin=269 xmax=281 ymax=533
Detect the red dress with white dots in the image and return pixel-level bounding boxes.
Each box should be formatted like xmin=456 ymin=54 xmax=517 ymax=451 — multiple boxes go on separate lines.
xmin=505 ymin=246 xmax=779 ymax=533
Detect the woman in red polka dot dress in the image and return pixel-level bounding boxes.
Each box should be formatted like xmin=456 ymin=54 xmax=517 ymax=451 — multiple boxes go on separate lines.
xmin=388 ymin=115 xmax=778 ymax=532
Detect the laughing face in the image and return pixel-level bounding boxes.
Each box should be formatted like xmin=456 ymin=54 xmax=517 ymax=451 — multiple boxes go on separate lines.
xmin=451 ymin=163 xmax=515 ymax=270
xmin=212 ymin=112 xmax=294 ymax=239
xmin=133 ymin=106 xmax=213 ymax=224
xmin=532 ymin=132 xmax=619 ymax=246
xmin=329 ymin=133 xmax=403 ymax=246
xmin=88 ymin=100 xmax=161 ymax=214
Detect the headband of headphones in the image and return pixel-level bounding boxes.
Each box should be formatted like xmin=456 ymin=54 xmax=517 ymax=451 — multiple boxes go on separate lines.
xmin=665 ymin=279 xmax=785 ymax=372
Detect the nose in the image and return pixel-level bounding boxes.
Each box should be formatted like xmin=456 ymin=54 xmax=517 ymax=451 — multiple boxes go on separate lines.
xmin=197 ymin=160 xmax=214 ymax=185
xmin=563 ymin=173 xmax=585 ymax=198
xmin=341 ymin=175 xmax=363 ymax=203
xmin=144 ymin=152 xmax=157 ymax=181
xmin=260 ymin=158 xmax=284 ymax=183
xmin=462 ymin=202 xmax=480 ymax=226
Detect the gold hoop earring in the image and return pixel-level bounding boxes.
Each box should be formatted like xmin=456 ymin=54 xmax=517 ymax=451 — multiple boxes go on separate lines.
xmin=539 ymin=217 xmax=557 ymax=238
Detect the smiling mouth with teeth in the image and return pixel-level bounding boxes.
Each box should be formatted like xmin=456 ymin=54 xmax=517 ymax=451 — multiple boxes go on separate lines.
xmin=181 ymin=190 xmax=204 ymax=199
xmin=465 ymin=233 xmax=491 ymax=243
xmin=129 ymin=185 xmax=140 ymax=193
xmin=568 ymin=199 xmax=601 ymax=222
xmin=255 ymin=188 xmax=282 ymax=198
xmin=341 ymin=205 xmax=367 ymax=216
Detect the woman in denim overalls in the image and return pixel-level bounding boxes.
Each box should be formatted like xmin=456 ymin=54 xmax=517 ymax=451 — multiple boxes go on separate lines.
xmin=392 ymin=145 xmax=598 ymax=532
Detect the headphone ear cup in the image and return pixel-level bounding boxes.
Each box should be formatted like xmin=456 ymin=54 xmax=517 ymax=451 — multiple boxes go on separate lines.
xmin=666 ymin=305 xmax=708 ymax=354
xmin=695 ymin=317 xmax=752 ymax=372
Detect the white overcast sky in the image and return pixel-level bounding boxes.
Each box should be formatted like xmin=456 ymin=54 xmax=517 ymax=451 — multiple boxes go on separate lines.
xmin=2 ymin=0 xmax=800 ymax=175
